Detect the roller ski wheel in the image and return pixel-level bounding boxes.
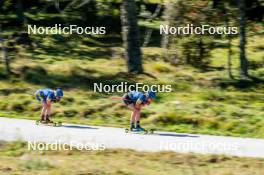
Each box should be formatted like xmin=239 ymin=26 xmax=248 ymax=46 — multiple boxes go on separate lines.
xmin=57 ymin=121 xmax=62 ymax=126
xmin=36 ymin=120 xmax=46 ymax=125
xmin=49 ymin=121 xmax=62 ymax=127
xmin=35 ymin=120 xmax=62 ymax=127
xmin=54 ymin=121 xmax=62 ymax=126
xmin=36 ymin=120 xmax=40 ymax=125
xmin=149 ymin=129 xmax=155 ymax=134
xmin=125 ymin=128 xmax=155 ymax=134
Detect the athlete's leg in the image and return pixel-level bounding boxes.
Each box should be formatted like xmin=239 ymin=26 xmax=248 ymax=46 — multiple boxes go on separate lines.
xmin=135 ymin=109 xmax=140 ymax=121
xmin=37 ymin=94 xmax=46 ymax=121
xmin=45 ymin=103 xmax=51 ymax=122
xmin=44 ymin=106 xmax=48 ymax=121
xmin=40 ymin=106 xmax=46 ymax=121
xmin=127 ymin=104 xmax=137 ymax=130
xmin=41 ymin=100 xmax=48 ymax=121
xmin=135 ymin=110 xmax=141 ymax=128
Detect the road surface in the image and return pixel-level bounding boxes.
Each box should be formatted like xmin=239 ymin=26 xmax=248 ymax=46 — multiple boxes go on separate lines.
xmin=0 ymin=117 xmax=264 ymax=158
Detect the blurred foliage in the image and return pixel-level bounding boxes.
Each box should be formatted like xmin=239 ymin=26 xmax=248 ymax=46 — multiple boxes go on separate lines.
xmin=0 ymin=0 xmax=263 ymax=137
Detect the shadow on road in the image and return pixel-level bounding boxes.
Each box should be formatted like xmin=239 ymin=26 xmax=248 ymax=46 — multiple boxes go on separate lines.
xmin=155 ymin=133 xmax=199 ymax=138
xmin=62 ymin=125 xmax=98 ymax=130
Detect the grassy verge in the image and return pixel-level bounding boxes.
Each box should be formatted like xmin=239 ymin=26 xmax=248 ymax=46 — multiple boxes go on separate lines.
xmin=0 ymin=141 xmax=263 ymax=175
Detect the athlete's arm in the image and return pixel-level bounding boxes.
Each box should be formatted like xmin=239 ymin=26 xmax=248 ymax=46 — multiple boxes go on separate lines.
xmin=46 ymin=99 xmax=52 ymax=106
xmin=45 ymin=94 xmax=53 ymax=106
xmin=36 ymin=91 xmax=44 ymax=101
xmin=135 ymin=98 xmax=143 ymax=110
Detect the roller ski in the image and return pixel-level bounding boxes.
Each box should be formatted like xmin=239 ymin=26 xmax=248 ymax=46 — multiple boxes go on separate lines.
xmin=125 ymin=126 xmax=154 ymax=134
xmin=36 ymin=119 xmax=62 ymax=127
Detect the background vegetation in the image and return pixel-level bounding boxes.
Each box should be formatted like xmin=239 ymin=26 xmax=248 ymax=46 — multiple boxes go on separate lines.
xmin=0 ymin=0 xmax=263 ymax=138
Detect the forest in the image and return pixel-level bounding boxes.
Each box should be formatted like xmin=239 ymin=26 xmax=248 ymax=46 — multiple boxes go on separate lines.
xmin=0 ymin=0 xmax=263 ymax=137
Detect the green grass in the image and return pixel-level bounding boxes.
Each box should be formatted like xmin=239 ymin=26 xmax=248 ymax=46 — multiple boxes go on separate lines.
xmin=0 ymin=141 xmax=264 ymax=175
xmin=0 ymin=31 xmax=263 ymax=138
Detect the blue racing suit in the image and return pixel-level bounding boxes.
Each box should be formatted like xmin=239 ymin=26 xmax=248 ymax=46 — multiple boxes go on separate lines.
xmin=123 ymin=91 xmax=148 ymax=106
xmin=35 ymin=89 xmax=56 ymax=104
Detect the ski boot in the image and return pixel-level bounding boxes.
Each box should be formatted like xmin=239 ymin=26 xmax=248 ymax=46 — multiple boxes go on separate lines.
xmin=134 ymin=125 xmax=146 ymax=132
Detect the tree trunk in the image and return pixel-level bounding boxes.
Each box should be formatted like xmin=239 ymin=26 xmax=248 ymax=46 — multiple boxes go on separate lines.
xmin=143 ymin=29 xmax=153 ymax=47
xmin=121 ymin=0 xmax=143 ymax=74
xmin=142 ymin=4 xmax=162 ymax=47
xmin=224 ymin=7 xmax=234 ymax=79
xmin=1 ymin=39 xmax=10 ymax=74
xmin=0 ymin=25 xmax=11 ymax=74
xmin=227 ymin=36 xmax=233 ymax=79
xmin=161 ymin=0 xmax=171 ymax=49
xmin=198 ymin=37 xmax=204 ymax=62
xmin=239 ymin=0 xmax=249 ymax=78
xmin=15 ymin=0 xmax=25 ymax=25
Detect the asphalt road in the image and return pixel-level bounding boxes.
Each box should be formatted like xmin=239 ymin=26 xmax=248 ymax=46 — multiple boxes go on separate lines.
xmin=1 ymin=117 xmax=264 ymax=158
